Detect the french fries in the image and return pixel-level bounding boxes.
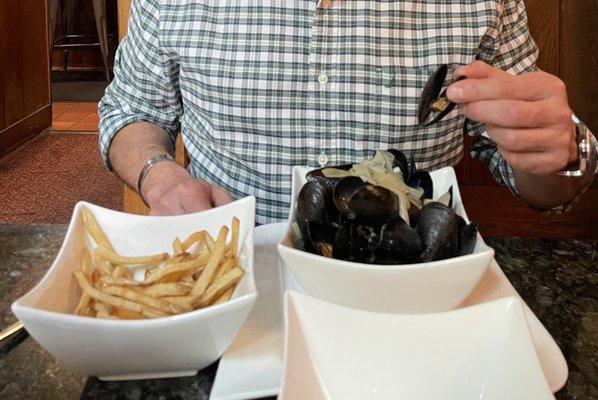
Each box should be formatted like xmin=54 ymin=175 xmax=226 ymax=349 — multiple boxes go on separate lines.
xmin=196 ymin=267 xmax=244 ymax=308
xmin=81 ymin=207 xmax=115 ymax=251
xmin=190 ymin=226 xmax=229 ymax=297
xmin=142 ymin=282 xmax=193 ymax=297
xmin=172 ymin=237 xmax=183 ymax=255
xmin=230 ymin=217 xmax=240 ymax=256
xmin=94 ymin=246 xmax=168 ymax=266
xmin=182 ymin=231 xmax=205 ymax=252
xmin=73 ymin=249 xmax=92 ymax=315
xmin=74 ymin=271 xmax=167 ymax=318
xmin=72 ymin=206 xmax=244 ymax=320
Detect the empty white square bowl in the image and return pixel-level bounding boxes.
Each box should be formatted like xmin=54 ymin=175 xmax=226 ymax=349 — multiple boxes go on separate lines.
xmin=277 ymin=166 xmax=494 ymax=313
xmin=280 ymin=291 xmax=554 ymax=400
xmin=12 ymin=197 xmax=257 ymax=381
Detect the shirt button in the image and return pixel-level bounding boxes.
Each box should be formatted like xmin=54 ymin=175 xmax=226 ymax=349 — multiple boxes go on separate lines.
xmin=317 ymin=152 xmax=329 ymax=167
xmin=317 ymin=73 xmax=329 ymax=85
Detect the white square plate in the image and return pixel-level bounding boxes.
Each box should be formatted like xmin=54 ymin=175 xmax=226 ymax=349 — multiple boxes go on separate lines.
xmin=280 ymin=291 xmax=554 ymax=400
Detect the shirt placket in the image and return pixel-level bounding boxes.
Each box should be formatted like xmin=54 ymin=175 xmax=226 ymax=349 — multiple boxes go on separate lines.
xmin=307 ymin=2 xmax=334 ymax=168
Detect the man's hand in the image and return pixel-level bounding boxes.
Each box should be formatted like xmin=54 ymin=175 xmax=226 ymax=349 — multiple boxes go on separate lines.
xmin=142 ymin=161 xmax=232 ymax=216
xmin=446 ymin=61 xmax=577 ymax=175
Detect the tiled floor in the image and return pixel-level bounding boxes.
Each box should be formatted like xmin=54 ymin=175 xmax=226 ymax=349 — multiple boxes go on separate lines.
xmin=51 ymin=102 xmax=99 ymax=132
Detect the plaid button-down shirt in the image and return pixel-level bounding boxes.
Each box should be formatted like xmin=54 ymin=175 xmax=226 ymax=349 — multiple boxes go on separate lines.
xmin=99 ymin=0 xmax=540 ymax=223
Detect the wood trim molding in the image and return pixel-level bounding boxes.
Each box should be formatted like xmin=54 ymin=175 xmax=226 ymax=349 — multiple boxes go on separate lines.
xmin=0 ymin=104 xmax=51 ymax=158
xmin=117 ymin=0 xmax=131 ymax=40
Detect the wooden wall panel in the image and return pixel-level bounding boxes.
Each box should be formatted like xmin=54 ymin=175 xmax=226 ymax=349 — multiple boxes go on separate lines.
xmin=34 ymin=0 xmax=51 ymax=110
xmin=0 ymin=25 xmax=4 ymax=131
xmin=525 ymin=0 xmax=560 ymax=73
xmin=462 ymin=183 xmax=598 ymax=239
xmin=20 ymin=2 xmax=37 ymax=117
xmin=21 ymin=0 xmax=51 ymax=115
xmin=559 ymin=0 xmax=598 ymax=134
xmin=0 ymin=0 xmax=51 ymax=156
xmin=0 ymin=1 xmax=25 ymax=127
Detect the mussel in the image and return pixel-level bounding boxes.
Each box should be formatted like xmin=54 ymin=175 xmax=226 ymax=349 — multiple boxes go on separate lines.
xmin=406 ymin=158 xmax=433 ymax=200
xmin=370 ymin=217 xmax=422 ymax=264
xmin=333 ymin=176 xmax=402 ymax=226
xmin=387 ymin=149 xmax=409 ymax=177
xmin=294 ymin=149 xmax=479 ymax=264
xmin=417 ymin=64 xmax=464 ymax=127
xmin=306 ymin=163 xmax=353 ymax=193
xmin=332 ymin=220 xmax=372 ymax=263
xmin=307 ymin=221 xmax=335 ymax=258
xmin=295 ymin=180 xmax=330 ymax=242
xmin=416 ymin=202 xmax=478 ymax=262
xmin=457 ymin=217 xmax=478 ymax=256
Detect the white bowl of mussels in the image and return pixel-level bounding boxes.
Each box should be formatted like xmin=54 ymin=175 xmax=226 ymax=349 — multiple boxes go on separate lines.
xmin=277 ymin=150 xmax=495 ymax=314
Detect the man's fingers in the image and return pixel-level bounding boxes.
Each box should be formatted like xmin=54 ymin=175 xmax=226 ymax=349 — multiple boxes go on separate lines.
xmin=499 ymin=147 xmax=569 ymax=175
xmin=448 ymin=73 xmax=552 ymax=103
xmin=147 ymin=179 xmax=231 ymax=215
xmin=149 ymin=200 xmax=186 ymax=216
xmin=210 ymin=185 xmax=233 ymax=207
xmin=166 ymin=179 xmax=212 ymax=213
xmin=454 ymin=60 xmax=501 ymax=80
xmin=460 ymin=99 xmax=558 ymax=128
xmin=486 ymin=126 xmax=552 ymax=153
xmin=181 ymin=191 xmax=212 ymax=213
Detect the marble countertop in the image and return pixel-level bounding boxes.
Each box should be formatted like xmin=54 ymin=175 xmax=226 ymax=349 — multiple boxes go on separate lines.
xmin=0 ymin=224 xmax=596 ymax=399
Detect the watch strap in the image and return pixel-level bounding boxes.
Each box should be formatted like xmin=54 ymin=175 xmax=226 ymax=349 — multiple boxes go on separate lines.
xmin=557 ymin=114 xmax=595 ymax=177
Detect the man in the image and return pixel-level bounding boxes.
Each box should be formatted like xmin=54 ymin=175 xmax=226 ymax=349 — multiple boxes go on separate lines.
xmin=99 ymin=0 xmax=596 ymax=224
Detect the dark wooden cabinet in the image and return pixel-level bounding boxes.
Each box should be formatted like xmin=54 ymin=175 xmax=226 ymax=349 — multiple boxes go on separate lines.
xmin=0 ymin=0 xmax=52 ymax=157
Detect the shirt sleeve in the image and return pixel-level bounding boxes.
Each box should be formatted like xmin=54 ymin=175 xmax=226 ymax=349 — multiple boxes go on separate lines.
xmin=468 ymin=0 xmax=539 ymax=195
xmin=98 ymin=0 xmax=181 ymax=170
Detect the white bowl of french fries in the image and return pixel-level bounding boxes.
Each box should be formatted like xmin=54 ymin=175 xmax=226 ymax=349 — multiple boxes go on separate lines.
xmin=12 ymin=197 xmax=257 ymax=381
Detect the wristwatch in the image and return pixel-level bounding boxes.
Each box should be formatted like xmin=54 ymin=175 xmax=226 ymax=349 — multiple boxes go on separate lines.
xmin=557 ymin=114 xmax=597 ymax=178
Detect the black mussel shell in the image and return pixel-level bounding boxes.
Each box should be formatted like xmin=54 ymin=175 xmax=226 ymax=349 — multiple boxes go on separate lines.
xmin=333 ymin=220 xmax=372 ymax=263
xmin=387 ymin=149 xmax=409 ymax=177
xmin=331 ymin=219 xmax=352 ymax=260
xmin=417 ymin=64 xmax=461 ymax=127
xmin=407 ymin=170 xmax=433 ymax=199
xmin=307 ymin=221 xmax=335 ymax=258
xmin=457 ymin=216 xmax=478 ymax=256
xmin=371 ymin=217 xmax=423 ymax=264
xmin=296 ymin=180 xmax=330 ymax=241
xmin=418 ymin=64 xmax=448 ymax=125
xmin=416 ymin=202 xmax=459 ymax=262
xmin=405 ymin=157 xmax=433 ymax=200
xmin=306 ymin=163 xmax=353 ymax=193
xmin=333 ymin=176 xmax=402 ymax=226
